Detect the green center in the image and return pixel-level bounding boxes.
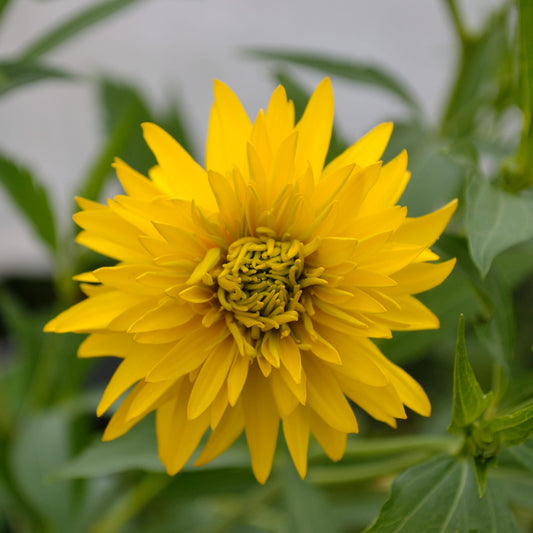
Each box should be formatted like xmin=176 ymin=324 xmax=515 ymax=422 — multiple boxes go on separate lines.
xmin=217 ymin=235 xmax=305 ymax=339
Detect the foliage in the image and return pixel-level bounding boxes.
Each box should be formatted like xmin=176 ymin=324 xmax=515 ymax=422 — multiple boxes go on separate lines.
xmin=1 ymin=0 xmax=533 ymax=531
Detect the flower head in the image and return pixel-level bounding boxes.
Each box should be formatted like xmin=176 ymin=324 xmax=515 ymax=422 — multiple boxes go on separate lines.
xmin=45 ymin=78 xmax=457 ymax=483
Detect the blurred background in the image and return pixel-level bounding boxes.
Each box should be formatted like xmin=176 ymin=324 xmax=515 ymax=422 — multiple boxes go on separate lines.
xmin=0 ymin=0 xmax=503 ymax=274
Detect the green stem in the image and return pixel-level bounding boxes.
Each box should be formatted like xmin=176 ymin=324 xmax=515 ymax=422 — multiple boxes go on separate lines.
xmin=443 ymin=0 xmax=470 ymax=50
xmin=88 ymin=474 xmax=171 ymax=533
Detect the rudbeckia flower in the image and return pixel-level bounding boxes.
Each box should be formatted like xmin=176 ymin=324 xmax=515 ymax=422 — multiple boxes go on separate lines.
xmin=45 ymin=78 xmax=457 ymax=483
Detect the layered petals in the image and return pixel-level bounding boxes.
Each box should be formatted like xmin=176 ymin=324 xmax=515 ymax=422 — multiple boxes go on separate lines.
xmin=44 ymin=78 xmax=456 ymax=484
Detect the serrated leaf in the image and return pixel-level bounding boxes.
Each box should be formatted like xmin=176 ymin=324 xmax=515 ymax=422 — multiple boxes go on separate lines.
xmin=366 ymin=455 xmax=518 ymax=533
xmin=20 ymin=0 xmax=141 ymax=61
xmin=0 ymin=154 xmax=57 ymax=251
xmin=487 ymin=400 xmax=533 ymax=446
xmin=0 ymin=60 xmax=72 ymax=97
xmin=449 ymin=316 xmax=492 ymax=433
xmin=250 ymin=49 xmax=420 ymax=113
xmin=466 ymin=177 xmax=533 ymax=277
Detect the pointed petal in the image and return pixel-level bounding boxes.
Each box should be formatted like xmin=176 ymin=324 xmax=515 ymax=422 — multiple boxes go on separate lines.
xmin=283 ymin=406 xmax=310 ymax=479
xmin=142 ymin=123 xmax=215 ymax=209
xmin=243 ymin=366 xmax=280 ymax=484
xmin=294 ymin=77 xmax=334 ymax=180
xmin=206 ymin=81 xmax=252 ymax=176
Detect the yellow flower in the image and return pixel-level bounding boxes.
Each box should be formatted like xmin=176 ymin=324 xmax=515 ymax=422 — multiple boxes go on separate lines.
xmin=45 ymin=78 xmax=457 ymax=483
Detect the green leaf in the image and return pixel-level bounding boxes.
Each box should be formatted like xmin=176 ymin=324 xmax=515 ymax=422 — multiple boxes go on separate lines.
xmin=0 ymin=60 xmax=72 ymax=96
xmin=10 ymin=410 xmax=72 ymax=532
xmin=250 ymin=49 xmax=421 ymax=114
xmin=449 ymin=316 xmax=492 ymax=433
xmin=487 ymin=400 xmax=533 ymax=446
xmin=76 ymin=79 xmax=150 ymax=201
xmin=465 ymin=177 xmax=533 ymax=276
xmin=366 ymin=456 xmax=518 ymax=533
xmin=440 ymin=10 xmax=510 ymax=137
xmin=20 ymin=0 xmax=141 ymax=61
xmin=519 ymin=0 xmax=533 ymax=118
xmin=0 ymin=154 xmax=57 ymax=251
xmin=506 ymin=440 xmax=533 ymax=472
xmin=281 ymin=460 xmax=341 ymax=533
xmin=54 ymin=417 xmax=162 ymax=479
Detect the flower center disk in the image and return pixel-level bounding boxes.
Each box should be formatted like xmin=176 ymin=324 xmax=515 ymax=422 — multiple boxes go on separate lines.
xmin=217 ymin=235 xmax=306 ymax=339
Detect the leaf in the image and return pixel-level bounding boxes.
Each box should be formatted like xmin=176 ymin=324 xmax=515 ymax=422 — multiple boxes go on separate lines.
xmin=0 ymin=154 xmax=57 ymax=251
xmin=20 ymin=0 xmax=141 ymax=61
xmin=487 ymin=400 xmax=533 ymax=446
xmin=54 ymin=417 xmax=162 ymax=479
xmin=10 ymin=410 xmax=72 ymax=532
xmin=519 ymin=0 xmax=533 ymax=118
xmin=448 ymin=316 xmax=492 ymax=433
xmin=0 ymin=60 xmax=72 ymax=96
xmin=506 ymin=440 xmax=533 ymax=472
xmin=366 ymin=455 xmax=518 ymax=533
xmin=76 ymin=79 xmax=151 ymax=201
xmin=281 ymin=460 xmax=341 ymax=533
xmin=250 ymin=49 xmax=421 ymax=113
xmin=440 ymin=10 xmax=510 ymax=137
xmin=466 ymin=177 xmax=533 ymax=277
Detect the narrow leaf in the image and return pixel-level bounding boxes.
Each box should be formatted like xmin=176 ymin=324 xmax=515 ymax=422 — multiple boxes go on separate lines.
xmin=76 ymin=80 xmax=150 ymax=201
xmin=449 ymin=316 xmax=492 ymax=433
xmin=367 ymin=455 xmax=518 ymax=533
xmin=0 ymin=154 xmax=57 ymax=251
xmin=10 ymin=411 xmax=72 ymax=532
xmin=250 ymin=49 xmax=420 ymax=113
xmin=0 ymin=60 xmax=72 ymax=96
xmin=519 ymin=0 xmax=533 ymax=118
xmin=466 ymin=177 xmax=533 ymax=276
xmin=487 ymin=400 xmax=533 ymax=446
xmin=20 ymin=0 xmax=141 ymax=61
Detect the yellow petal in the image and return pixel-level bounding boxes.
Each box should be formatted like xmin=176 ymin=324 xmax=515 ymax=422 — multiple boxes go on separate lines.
xmin=294 ymin=77 xmax=334 ymax=180
xmin=323 ymin=122 xmax=393 ymax=176
xmin=102 ymin=382 xmax=146 ymax=441
xmin=264 ymin=84 xmax=295 ymax=153
xmin=269 ymin=370 xmax=300 ymax=417
xmin=389 ymin=258 xmax=456 ymax=295
xmin=358 ymin=150 xmax=410 ymax=216
xmin=227 ymin=354 xmax=250 ymax=406
xmin=78 ymin=332 xmax=136 ymax=358
xmin=187 ymin=338 xmax=236 ymax=419
xmin=394 ymin=199 xmax=458 ymax=247
xmin=206 ymin=80 xmax=252 ymax=176
xmin=44 ymin=291 xmax=144 ymax=333
xmin=282 ymin=405 xmax=310 ymax=479
xmin=379 ymin=295 xmax=440 ymax=330
xmin=304 ymin=358 xmax=358 ymax=434
xmin=309 ymin=411 xmax=347 ymax=462
xmin=243 ymin=365 xmax=280 ymax=484
xmin=278 ymin=335 xmax=302 ymax=384
xmin=142 ymin=122 xmax=215 ymax=210
xmin=113 ymin=157 xmax=164 ymax=198
xmin=155 ymin=380 xmax=211 ymax=475
xmin=195 ymin=401 xmax=245 ymax=467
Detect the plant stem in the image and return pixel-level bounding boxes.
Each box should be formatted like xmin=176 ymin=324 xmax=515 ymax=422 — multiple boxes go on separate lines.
xmin=88 ymin=474 xmax=171 ymax=533
xmin=443 ymin=0 xmax=470 ymax=50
